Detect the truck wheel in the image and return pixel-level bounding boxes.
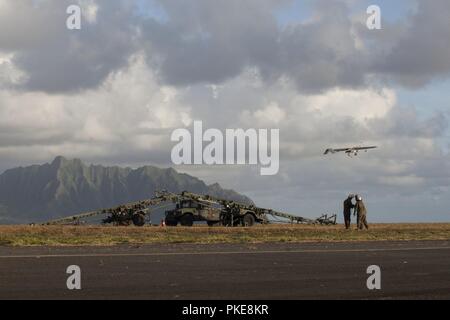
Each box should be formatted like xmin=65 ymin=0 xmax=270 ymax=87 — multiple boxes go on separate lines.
xmin=180 ymin=214 xmax=194 ymax=227
xmin=132 ymin=213 xmax=146 ymax=227
xmin=242 ymin=214 xmax=256 ymax=227
xmin=165 ymin=218 xmax=178 ymax=226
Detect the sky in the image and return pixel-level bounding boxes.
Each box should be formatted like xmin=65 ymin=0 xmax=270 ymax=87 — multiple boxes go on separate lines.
xmin=0 ymin=0 xmax=449 ymax=222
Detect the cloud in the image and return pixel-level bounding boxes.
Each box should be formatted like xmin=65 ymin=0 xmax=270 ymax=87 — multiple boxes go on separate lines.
xmin=0 ymin=54 xmax=191 ymax=163
xmin=140 ymin=0 xmax=369 ymax=93
xmin=241 ymin=102 xmax=286 ymax=127
xmin=0 ymin=0 xmax=138 ymax=93
xmin=142 ymin=0 xmax=283 ymax=86
xmin=275 ymin=0 xmax=368 ymax=93
xmin=372 ymin=0 xmax=450 ymax=88
xmin=377 ymin=175 xmax=425 ymax=187
xmin=140 ymin=0 xmax=450 ymax=93
xmin=1 ymin=1 xmax=450 ymax=93
xmin=0 ymin=52 xmax=27 ymax=88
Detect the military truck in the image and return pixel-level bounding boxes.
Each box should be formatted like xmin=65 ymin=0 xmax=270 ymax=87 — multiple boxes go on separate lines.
xmin=164 ymin=192 xmax=336 ymax=227
xmin=164 ymin=198 xmax=221 ymax=226
xmin=164 ymin=192 xmax=268 ymax=227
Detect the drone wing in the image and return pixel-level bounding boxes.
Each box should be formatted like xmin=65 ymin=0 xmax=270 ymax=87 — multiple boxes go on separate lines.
xmin=334 ymin=148 xmax=352 ymax=152
xmin=354 ymin=146 xmax=378 ymax=151
xmin=324 ymin=148 xmax=351 ymax=155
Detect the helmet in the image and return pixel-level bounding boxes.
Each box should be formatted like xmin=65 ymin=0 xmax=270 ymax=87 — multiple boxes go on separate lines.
xmin=348 ymin=194 xmax=355 ymax=199
xmin=356 ymin=195 xmax=362 ymax=201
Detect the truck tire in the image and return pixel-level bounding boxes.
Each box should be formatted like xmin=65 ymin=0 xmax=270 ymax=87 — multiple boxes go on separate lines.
xmin=132 ymin=213 xmax=146 ymax=227
xmin=242 ymin=214 xmax=256 ymax=227
xmin=180 ymin=214 xmax=194 ymax=227
xmin=165 ymin=218 xmax=178 ymax=226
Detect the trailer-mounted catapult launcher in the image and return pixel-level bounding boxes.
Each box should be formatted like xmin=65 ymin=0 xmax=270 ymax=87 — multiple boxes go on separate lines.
xmin=42 ymin=191 xmax=337 ymax=227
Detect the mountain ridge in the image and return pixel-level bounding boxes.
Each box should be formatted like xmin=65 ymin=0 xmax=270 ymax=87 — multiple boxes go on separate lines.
xmin=0 ymin=156 xmax=252 ymax=224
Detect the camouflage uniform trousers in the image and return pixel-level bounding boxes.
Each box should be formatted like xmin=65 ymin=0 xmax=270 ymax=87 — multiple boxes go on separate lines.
xmin=344 ymin=213 xmax=351 ymax=229
xmin=357 ymin=213 xmax=369 ymax=230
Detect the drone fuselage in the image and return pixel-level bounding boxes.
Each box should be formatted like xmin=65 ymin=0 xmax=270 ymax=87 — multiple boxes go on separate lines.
xmin=345 ymin=150 xmax=356 ymax=156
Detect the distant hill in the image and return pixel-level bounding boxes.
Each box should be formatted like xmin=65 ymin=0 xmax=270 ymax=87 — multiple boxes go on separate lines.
xmin=0 ymin=156 xmax=252 ymax=224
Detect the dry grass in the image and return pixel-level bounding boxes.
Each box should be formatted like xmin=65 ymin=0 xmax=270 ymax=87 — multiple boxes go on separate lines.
xmin=0 ymin=224 xmax=449 ymax=246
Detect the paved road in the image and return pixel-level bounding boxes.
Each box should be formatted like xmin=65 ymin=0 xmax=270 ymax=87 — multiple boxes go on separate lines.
xmin=0 ymin=241 xmax=449 ymax=300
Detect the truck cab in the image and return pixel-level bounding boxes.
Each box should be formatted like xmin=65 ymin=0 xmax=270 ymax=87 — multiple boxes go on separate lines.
xmin=165 ymin=199 xmax=222 ymax=226
xmin=164 ymin=198 xmax=265 ymax=227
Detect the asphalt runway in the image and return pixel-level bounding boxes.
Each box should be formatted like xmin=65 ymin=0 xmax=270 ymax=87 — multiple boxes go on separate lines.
xmin=0 ymin=241 xmax=449 ymax=300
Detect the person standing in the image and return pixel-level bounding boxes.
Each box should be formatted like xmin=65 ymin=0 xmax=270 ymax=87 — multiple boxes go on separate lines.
xmin=355 ymin=195 xmax=369 ymax=230
xmin=343 ymin=194 xmax=355 ymax=229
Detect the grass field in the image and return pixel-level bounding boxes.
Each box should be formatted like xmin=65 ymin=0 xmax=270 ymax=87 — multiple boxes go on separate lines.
xmin=0 ymin=224 xmax=449 ymax=246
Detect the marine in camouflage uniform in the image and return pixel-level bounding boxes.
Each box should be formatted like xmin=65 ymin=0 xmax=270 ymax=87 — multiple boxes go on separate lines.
xmin=343 ymin=194 xmax=355 ymax=229
xmin=354 ymin=195 xmax=369 ymax=230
